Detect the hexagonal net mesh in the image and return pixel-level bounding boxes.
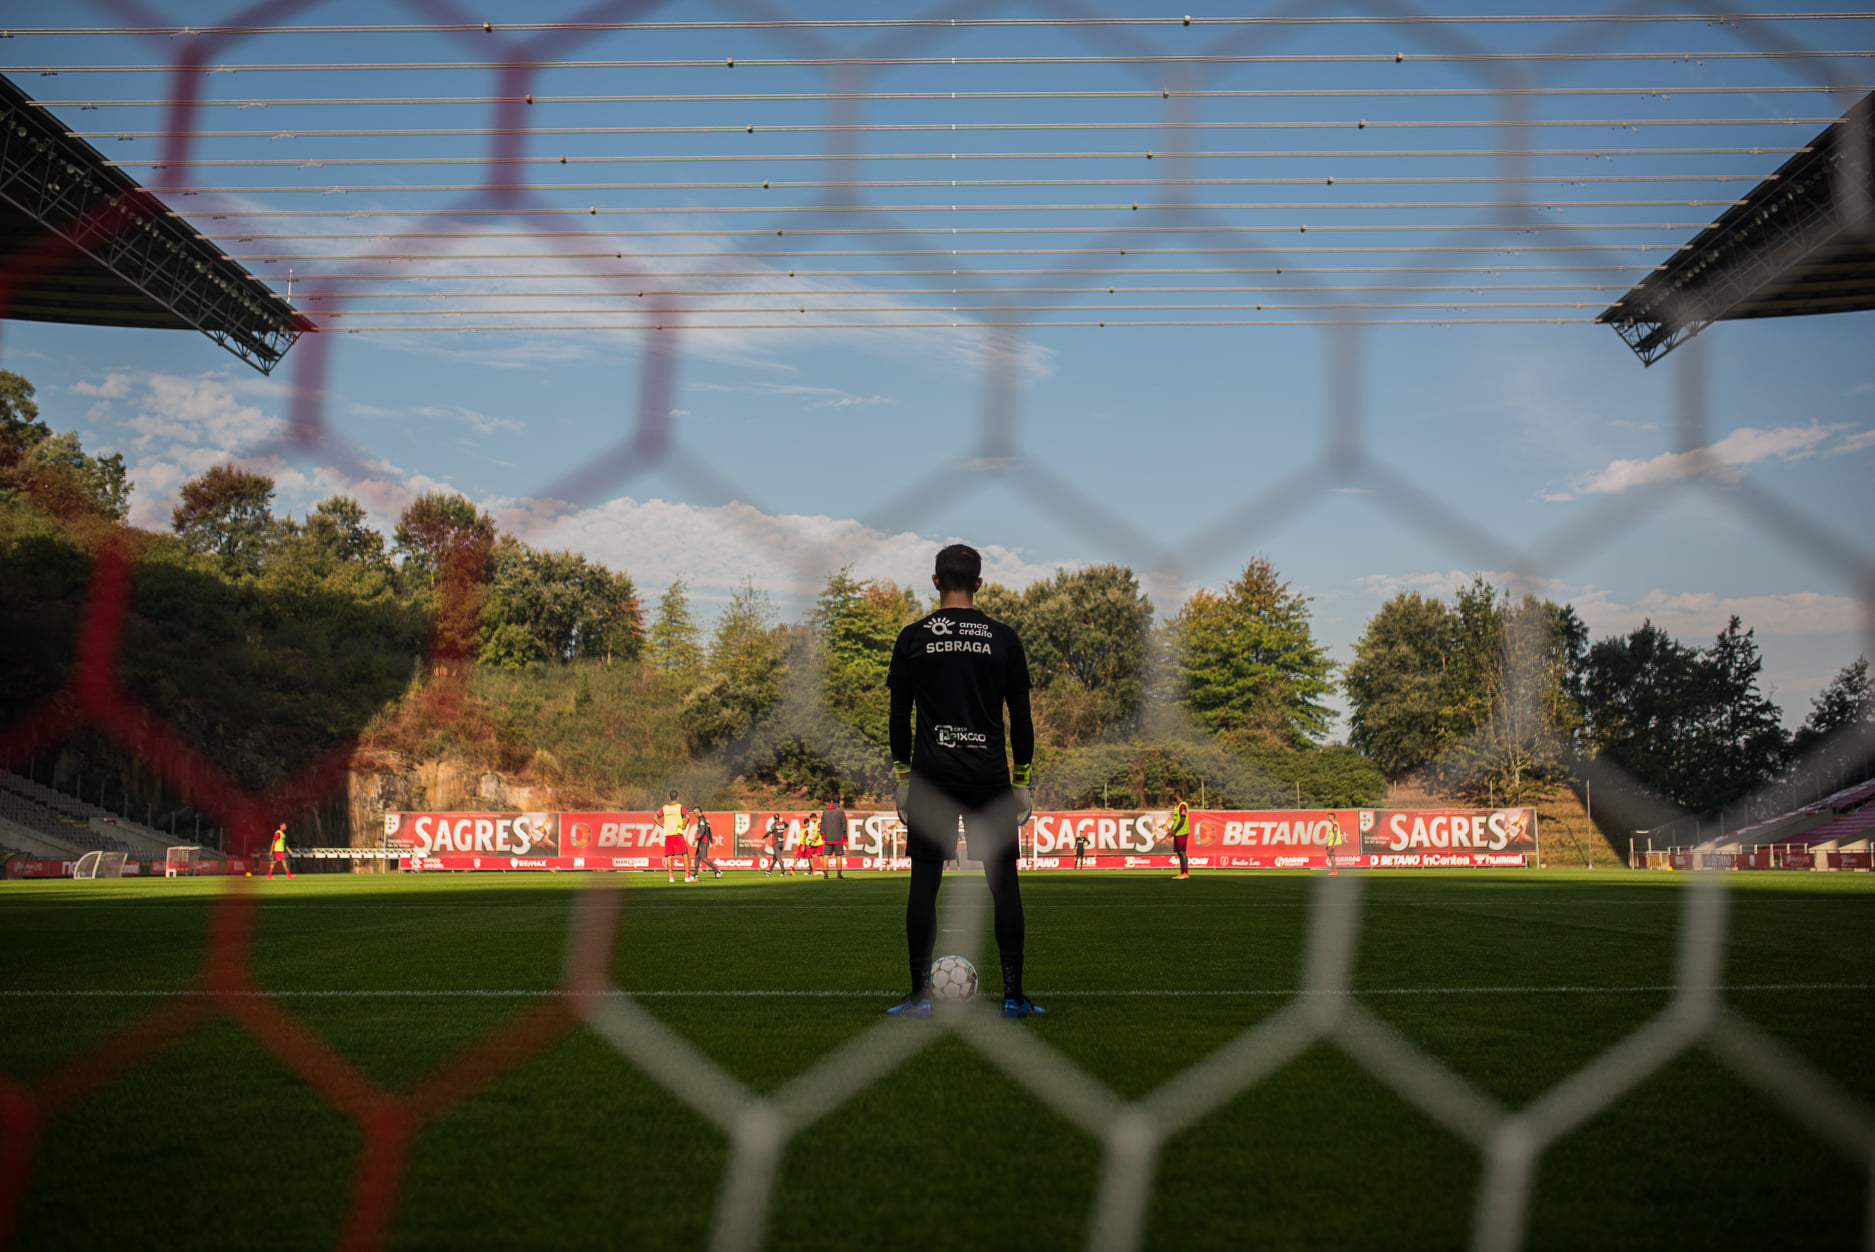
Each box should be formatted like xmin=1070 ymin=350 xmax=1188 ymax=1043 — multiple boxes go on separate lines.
xmin=0 ymin=5 xmax=1872 ymax=1251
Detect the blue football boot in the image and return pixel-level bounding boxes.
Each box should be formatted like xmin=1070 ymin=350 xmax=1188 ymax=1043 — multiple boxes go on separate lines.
xmin=1001 ymin=996 xmax=1046 ymax=1019
xmin=886 ymin=993 xmax=933 ymax=1018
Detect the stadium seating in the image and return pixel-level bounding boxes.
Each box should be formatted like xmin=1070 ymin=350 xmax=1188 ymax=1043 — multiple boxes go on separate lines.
xmin=1805 ymin=805 xmax=1875 ymax=849
xmin=0 ymin=773 xmax=175 ymax=857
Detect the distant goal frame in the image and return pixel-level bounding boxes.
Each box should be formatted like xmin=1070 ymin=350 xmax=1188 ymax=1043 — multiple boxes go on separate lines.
xmin=72 ymin=850 xmax=128 ymax=879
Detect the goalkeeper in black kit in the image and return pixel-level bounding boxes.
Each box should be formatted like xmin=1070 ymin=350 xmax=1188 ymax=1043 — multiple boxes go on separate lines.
xmin=884 ymin=544 xmax=1044 ymax=1020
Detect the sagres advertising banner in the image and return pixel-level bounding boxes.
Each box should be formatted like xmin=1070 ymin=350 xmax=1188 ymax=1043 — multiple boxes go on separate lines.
xmin=382 ymin=806 xmax=1534 ymax=870
xmin=385 ymin=811 xmax=559 ymax=870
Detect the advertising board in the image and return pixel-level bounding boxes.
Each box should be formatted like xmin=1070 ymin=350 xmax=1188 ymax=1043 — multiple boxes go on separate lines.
xmin=377 ymin=807 xmax=1536 ymax=872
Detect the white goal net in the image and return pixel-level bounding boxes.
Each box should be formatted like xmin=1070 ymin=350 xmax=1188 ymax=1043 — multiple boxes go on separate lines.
xmin=71 ymin=851 xmax=128 ymax=880
xmin=163 ymin=846 xmax=201 ymax=878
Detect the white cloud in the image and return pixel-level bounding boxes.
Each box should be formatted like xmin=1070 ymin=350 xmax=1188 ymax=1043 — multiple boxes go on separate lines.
xmin=63 ymin=367 xmax=447 ymax=530
xmin=687 ymin=380 xmax=900 ymax=410
xmin=1355 ymin=569 xmax=1535 ymax=599
xmin=344 ymin=400 xmax=521 ymax=434
xmin=1351 ymin=572 xmax=1865 ymax=639
xmin=1547 ymin=422 xmax=1847 ymax=500
xmin=67 ymin=371 xmax=286 ymax=525
xmin=1572 ymin=587 xmax=1867 ymax=638
xmin=69 ymin=374 xmax=132 ymax=399
xmin=1832 ymin=428 xmax=1875 ymax=456
xmin=223 ymin=200 xmax=1060 ymax=378
xmin=499 ymin=493 xmax=1074 ymax=612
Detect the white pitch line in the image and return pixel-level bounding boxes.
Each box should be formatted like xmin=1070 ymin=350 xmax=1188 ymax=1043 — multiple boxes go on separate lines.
xmin=2 ymin=983 xmax=1865 ymax=999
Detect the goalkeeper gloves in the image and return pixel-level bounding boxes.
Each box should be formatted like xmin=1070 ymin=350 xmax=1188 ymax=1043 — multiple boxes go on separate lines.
xmin=893 ymin=761 xmax=912 ymax=827
xmin=1012 ymin=763 xmax=1034 ymax=825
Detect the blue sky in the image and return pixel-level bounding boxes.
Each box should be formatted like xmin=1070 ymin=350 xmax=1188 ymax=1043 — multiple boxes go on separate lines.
xmin=5 ymin=2 xmax=1873 ymax=732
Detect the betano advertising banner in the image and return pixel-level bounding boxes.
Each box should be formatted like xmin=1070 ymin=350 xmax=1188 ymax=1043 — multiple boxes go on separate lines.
xmin=383 ymin=806 xmax=1536 ymax=871
xmin=1027 ymin=807 xmax=1536 ymax=868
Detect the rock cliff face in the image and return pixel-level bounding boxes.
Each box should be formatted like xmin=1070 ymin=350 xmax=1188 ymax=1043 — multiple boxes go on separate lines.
xmin=345 ymin=753 xmax=561 ymax=847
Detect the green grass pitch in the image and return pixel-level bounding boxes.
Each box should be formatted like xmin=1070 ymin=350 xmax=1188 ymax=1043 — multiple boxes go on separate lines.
xmin=3 ymin=869 xmax=1871 ymax=1250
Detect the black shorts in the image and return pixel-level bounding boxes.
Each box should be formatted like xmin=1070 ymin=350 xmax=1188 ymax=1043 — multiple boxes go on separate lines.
xmin=904 ymin=777 xmax=1017 ymax=864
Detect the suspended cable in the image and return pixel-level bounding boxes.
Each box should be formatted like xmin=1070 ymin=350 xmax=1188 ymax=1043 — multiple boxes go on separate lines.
xmin=258 ymin=264 xmax=1661 ymax=279
xmin=309 ymin=318 xmax=1596 ymax=330
xmin=73 ymin=118 xmax=1842 ymax=141
xmin=287 ymin=283 xmax=1630 ymax=298
xmin=33 ymin=85 xmax=1874 ymax=108
xmin=14 ymin=49 xmax=1870 ymax=73
xmin=131 ymin=175 xmax=1797 ymax=195
xmin=227 ymin=245 xmax=1681 ymax=261
xmin=304 ymin=300 xmax=1620 ymax=315
xmin=111 ymin=146 xmax=1814 ymax=170
xmin=199 ymin=224 xmax=1714 ymax=243
xmin=13 ymin=13 xmax=1871 ymax=35
xmin=185 ymin=199 xmax=1745 ymax=219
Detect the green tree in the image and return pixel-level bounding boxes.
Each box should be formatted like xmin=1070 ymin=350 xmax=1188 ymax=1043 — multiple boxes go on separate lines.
xmin=574 ymin=567 xmax=644 ymax=664
xmin=1441 ymin=578 xmax=1505 ymax=738
xmin=1346 ymin=579 xmax=1585 ymax=798
xmin=1344 ymin=591 xmax=1457 ymax=778
xmin=685 ymin=580 xmax=785 ymax=747
xmin=1170 ymin=556 xmax=1336 ymax=749
xmin=0 ymin=371 xmax=132 ymax=521
xmin=1792 ymin=657 xmax=1871 ymax=757
xmin=392 ymin=491 xmax=496 ymax=589
xmin=1573 ymin=618 xmax=1789 ymax=814
xmin=1678 ymin=616 xmax=1789 ymax=813
xmin=0 ymin=369 xmax=39 ymax=432
xmin=302 ymin=496 xmax=386 ymax=568
xmin=170 ymin=464 xmax=278 ymax=573
xmin=1014 ymin=564 xmax=1155 ymax=737
xmin=976 ymin=567 xmax=1153 ymax=743
xmin=814 ymin=566 xmax=919 ymax=749
xmin=392 ymin=492 xmax=496 ymax=668
xmin=647 ymin=577 xmax=704 ymax=682
xmin=475 ymin=540 xmax=644 ymax=669
xmin=1445 ymin=596 xmax=1586 ymax=805
xmin=1244 ymin=742 xmax=1389 ymax=809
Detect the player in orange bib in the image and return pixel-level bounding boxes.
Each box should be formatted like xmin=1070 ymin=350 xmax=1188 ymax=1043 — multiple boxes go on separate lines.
xmin=658 ymin=790 xmax=689 ymax=883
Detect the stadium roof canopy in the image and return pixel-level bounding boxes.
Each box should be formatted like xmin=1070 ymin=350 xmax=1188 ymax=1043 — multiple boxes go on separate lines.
xmin=0 ymin=74 xmax=307 ymax=374
xmin=1600 ymin=93 xmax=1875 ymax=366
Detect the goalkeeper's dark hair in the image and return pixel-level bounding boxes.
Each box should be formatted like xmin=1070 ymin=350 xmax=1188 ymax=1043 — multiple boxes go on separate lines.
xmin=933 ymin=543 xmax=982 ymax=592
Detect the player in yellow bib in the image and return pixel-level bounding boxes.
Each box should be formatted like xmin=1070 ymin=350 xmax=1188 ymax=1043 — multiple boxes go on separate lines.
xmin=658 ymin=790 xmax=689 ymax=883
xmin=266 ymin=823 xmax=295 ymax=880
xmin=804 ymin=814 xmax=825 ymax=877
xmin=1167 ymin=797 xmax=1192 ymax=879
xmin=1324 ymin=814 xmax=1347 ymax=876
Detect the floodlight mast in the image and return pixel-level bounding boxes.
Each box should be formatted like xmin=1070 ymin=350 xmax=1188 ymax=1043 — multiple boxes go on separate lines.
xmin=0 ymin=73 xmax=309 ymax=375
xmin=1600 ymin=92 xmax=1875 ymax=366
